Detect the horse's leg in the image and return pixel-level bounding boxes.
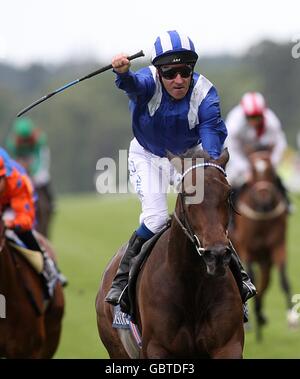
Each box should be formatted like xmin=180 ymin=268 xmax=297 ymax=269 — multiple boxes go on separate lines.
xmin=143 ymin=340 xmax=173 ymax=359
xmin=272 ymin=244 xmax=291 ymax=308
xmin=274 ymin=245 xmax=299 ymax=328
xmin=212 ymin=341 xmax=243 ymax=359
xmin=96 ymin=287 xmax=130 ymax=359
xmin=279 ymin=263 xmax=292 ymax=308
xmin=41 ymin=284 xmax=65 ymax=358
xmin=254 ymin=260 xmax=271 ymax=341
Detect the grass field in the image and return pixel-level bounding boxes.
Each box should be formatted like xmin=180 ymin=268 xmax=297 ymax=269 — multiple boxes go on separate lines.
xmin=51 ymin=192 xmax=300 ymax=358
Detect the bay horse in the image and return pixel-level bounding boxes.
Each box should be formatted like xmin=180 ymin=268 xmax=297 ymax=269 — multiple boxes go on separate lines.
xmin=0 ymin=219 xmax=65 ymax=358
xmin=231 ymin=148 xmax=298 ymax=340
xmin=96 ymin=149 xmax=244 ymax=358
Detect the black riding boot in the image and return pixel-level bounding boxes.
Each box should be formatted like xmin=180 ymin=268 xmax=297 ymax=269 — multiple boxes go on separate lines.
xmin=15 ymin=229 xmax=60 ymax=298
xmin=229 ymin=241 xmax=257 ymax=302
xmin=105 ymin=231 xmax=147 ymax=309
xmin=229 ymin=242 xmax=256 ymax=322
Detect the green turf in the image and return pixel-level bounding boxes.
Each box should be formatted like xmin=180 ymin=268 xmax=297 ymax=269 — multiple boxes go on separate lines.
xmin=52 ymin=193 xmax=300 ymax=358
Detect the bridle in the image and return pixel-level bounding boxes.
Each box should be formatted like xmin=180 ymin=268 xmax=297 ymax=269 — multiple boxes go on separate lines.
xmin=173 ymin=162 xmax=228 ymax=257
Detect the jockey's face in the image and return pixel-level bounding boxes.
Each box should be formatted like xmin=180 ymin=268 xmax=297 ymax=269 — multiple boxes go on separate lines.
xmin=246 ymin=115 xmax=264 ymax=128
xmin=0 ymin=176 xmax=6 ymax=195
xmin=158 ymin=64 xmax=193 ymax=100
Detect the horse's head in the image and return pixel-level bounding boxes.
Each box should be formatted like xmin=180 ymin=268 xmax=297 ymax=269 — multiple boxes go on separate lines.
xmin=248 ymin=146 xmax=274 ymax=180
xmin=247 ymin=148 xmax=278 ymax=210
xmin=168 ymin=148 xmax=232 ymax=276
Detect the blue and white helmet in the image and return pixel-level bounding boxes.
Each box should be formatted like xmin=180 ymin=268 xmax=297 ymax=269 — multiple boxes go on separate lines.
xmin=151 ymin=30 xmax=198 ymax=67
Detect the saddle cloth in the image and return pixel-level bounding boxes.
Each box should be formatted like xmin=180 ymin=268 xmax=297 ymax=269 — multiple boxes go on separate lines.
xmin=5 ymin=229 xmax=44 ymax=274
xmin=111 ymin=221 xmax=172 ymax=355
xmin=127 ymin=220 xmax=171 ymax=322
xmin=112 ymin=304 xmax=131 ymax=329
xmin=112 ymin=305 xmax=142 ymax=357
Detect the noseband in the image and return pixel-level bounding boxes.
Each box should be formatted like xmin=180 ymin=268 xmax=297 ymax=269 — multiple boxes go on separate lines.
xmin=173 ymin=162 xmax=227 ymax=257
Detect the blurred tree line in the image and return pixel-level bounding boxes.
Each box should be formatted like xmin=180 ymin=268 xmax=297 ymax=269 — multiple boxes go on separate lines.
xmin=0 ymin=39 xmax=299 ymax=194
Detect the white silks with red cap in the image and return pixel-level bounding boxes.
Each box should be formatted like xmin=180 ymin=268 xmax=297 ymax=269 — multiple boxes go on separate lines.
xmin=240 ymin=92 xmax=266 ymax=116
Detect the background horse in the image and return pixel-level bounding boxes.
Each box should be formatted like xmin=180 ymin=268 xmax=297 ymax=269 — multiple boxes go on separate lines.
xmin=231 ymin=148 xmax=298 ymax=340
xmin=0 ymin=220 xmax=64 ymax=358
xmin=16 ymin=157 xmax=54 ymax=238
xmin=96 ymin=149 xmax=244 ymax=358
xmin=35 ymin=185 xmax=54 ymax=238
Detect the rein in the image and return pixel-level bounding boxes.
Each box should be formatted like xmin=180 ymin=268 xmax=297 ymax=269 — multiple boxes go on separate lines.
xmin=173 ymin=207 xmax=205 ymax=256
xmin=173 ymin=162 xmax=227 ymax=257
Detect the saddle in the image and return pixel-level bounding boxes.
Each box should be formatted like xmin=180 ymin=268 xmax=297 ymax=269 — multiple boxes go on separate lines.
xmin=112 ymin=222 xmax=171 ymax=357
xmin=5 ymin=229 xmax=43 ymax=274
xmin=127 ymin=220 xmax=171 ymax=322
xmin=4 ymin=229 xmax=52 ymax=314
xmin=112 ymin=304 xmax=141 ymax=358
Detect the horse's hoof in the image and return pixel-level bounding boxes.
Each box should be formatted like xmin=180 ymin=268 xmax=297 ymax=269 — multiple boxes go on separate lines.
xmin=244 ymin=321 xmax=252 ymax=331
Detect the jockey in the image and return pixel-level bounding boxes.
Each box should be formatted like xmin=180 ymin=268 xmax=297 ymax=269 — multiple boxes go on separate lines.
xmin=0 ymin=147 xmax=61 ymax=298
xmin=105 ymin=30 xmax=256 ymax=314
xmin=6 ymin=117 xmax=55 ymax=233
xmin=225 ymin=92 xmax=290 ymax=208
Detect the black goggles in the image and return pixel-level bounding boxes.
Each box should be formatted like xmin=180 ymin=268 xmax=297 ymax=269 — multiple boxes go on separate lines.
xmin=159 ymin=64 xmax=193 ymax=80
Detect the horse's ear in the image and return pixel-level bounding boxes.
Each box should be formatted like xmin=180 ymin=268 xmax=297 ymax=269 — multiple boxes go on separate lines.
xmin=166 ymin=150 xmax=184 ymax=174
xmin=215 ymin=148 xmax=230 ymax=168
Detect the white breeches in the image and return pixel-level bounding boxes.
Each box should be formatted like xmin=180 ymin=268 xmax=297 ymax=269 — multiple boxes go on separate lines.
xmin=226 ymin=156 xmax=250 ymax=187
xmin=128 ymin=138 xmax=180 ymax=234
